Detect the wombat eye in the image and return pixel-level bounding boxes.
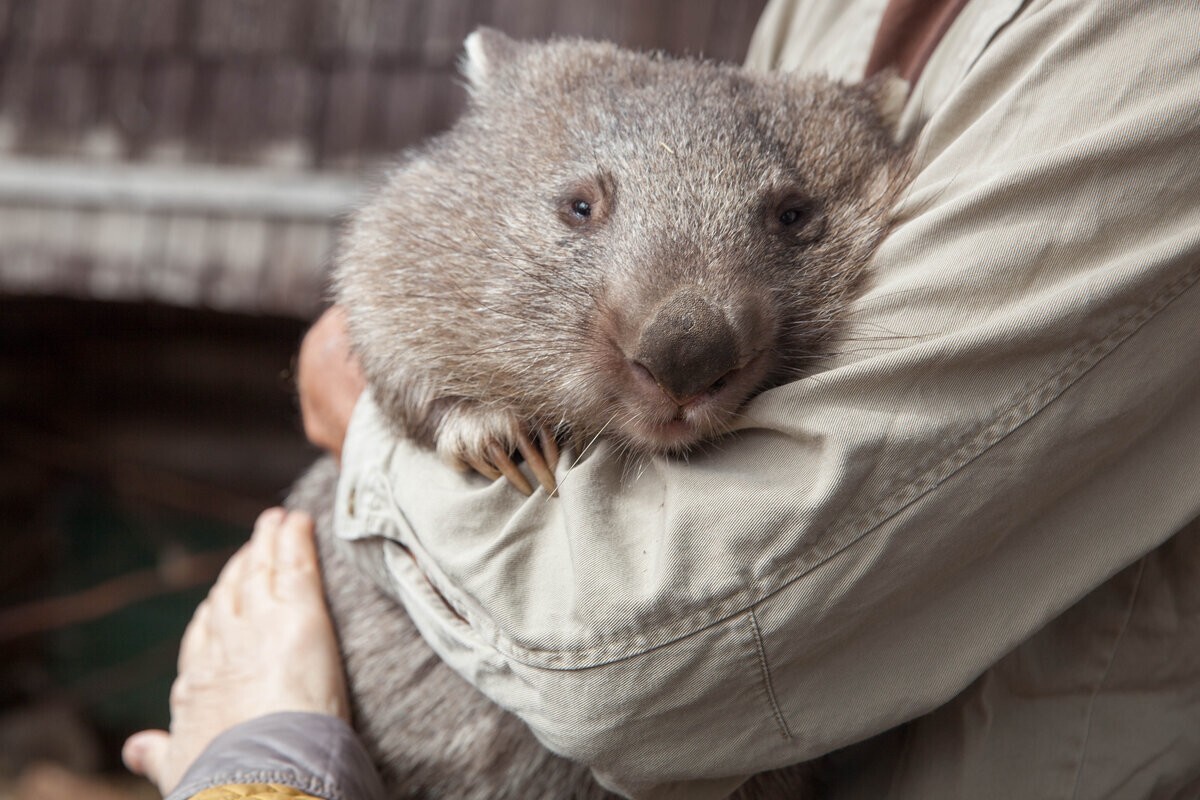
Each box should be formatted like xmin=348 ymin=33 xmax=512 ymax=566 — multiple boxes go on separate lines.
xmin=556 ymin=173 xmax=614 ymax=230
xmin=768 ymin=192 xmax=824 ymax=242
xmin=778 ymin=208 xmax=804 ymax=226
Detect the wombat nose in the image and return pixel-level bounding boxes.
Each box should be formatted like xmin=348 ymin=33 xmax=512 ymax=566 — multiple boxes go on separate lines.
xmin=633 ymin=289 xmax=739 ymax=404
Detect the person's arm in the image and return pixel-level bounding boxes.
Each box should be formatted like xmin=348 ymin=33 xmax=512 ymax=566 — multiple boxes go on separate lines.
xmin=323 ymin=3 xmax=1200 ymax=797
xmin=161 ymin=712 xmax=385 ymax=800
xmin=123 ymin=510 xmax=386 ymax=800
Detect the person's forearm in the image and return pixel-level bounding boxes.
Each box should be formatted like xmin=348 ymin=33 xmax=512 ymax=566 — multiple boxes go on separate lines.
xmin=167 ymin=712 xmax=386 ymax=800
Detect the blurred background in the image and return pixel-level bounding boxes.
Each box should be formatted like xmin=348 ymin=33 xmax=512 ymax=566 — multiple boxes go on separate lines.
xmin=0 ymin=1 xmax=765 ymax=797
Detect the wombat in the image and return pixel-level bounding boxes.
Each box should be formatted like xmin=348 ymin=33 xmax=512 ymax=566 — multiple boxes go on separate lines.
xmin=289 ymin=29 xmax=911 ymax=799
xmin=334 ymin=29 xmax=909 ymax=495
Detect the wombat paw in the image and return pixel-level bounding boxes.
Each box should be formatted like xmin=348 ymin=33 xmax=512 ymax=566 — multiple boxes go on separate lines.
xmin=435 ymin=404 xmax=559 ymax=496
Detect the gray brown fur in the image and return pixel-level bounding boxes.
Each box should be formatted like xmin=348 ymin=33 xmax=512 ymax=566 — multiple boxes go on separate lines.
xmin=311 ymin=30 xmax=912 ymax=799
xmin=335 ymin=30 xmax=910 ymax=471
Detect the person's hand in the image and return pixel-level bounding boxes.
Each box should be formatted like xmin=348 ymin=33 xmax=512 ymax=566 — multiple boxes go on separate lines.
xmin=122 ymin=509 xmax=349 ymax=795
xmin=298 ymin=306 xmax=366 ymax=461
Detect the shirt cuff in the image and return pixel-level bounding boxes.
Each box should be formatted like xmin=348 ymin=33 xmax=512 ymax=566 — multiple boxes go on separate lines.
xmin=167 ymin=712 xmax=387 ymax=800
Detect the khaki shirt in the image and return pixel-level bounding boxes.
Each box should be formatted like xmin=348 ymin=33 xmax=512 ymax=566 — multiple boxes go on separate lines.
xmin=337 ymin=1 xmax=1200 ymax=797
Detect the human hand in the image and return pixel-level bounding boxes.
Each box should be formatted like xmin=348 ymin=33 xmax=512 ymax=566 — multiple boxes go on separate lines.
xmin=298 ymin=305 xmax=367 ymax=461
xmin=122 ymin=508 xmax=349 ymax=795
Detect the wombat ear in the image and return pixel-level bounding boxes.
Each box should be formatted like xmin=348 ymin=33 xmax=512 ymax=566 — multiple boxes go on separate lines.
xmin=861 ymin=68 xmax=909 ymax=134
xmin=461 ymin=27 xmax=521 ymax=95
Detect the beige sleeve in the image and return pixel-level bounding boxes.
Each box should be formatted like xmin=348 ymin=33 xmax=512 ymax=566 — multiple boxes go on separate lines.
xmin=336 ymin=2 xmax=1200 ymax=797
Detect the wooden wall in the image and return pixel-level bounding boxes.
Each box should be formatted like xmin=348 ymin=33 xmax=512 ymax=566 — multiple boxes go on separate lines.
xmin=0 ymin=0 xmax=768 ymax=317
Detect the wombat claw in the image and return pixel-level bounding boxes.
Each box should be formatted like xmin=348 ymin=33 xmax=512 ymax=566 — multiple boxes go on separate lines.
xmin=523 ymin=427 xmax=560 ymax=494
xmin=464 ymin=427 xmax=558 ymax=496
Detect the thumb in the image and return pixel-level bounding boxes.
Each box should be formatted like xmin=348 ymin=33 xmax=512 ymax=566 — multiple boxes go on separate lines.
xmin=122 ymin=729 xmax=171 ymax=789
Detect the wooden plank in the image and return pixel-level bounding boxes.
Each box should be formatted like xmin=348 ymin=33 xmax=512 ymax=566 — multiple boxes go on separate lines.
xmin=154 ymin=213 xmax=210 ymax=307
xmin=708 ymin=1 xmax=768 ymax=62
xmin=84 ymin=0 xmax=182 ymax=54
xmin=661 ymin=0 xmax=718 ymax=58
xmin=201 ymin=61 xmax=315 ymax=164
xmin=0 ymin=157 xmax=362 ymax=219
xmin=0 ymin=0 xmax=14 ymax=46
xmin=206 ymin=215 xmax=269 ymax=311
xmin=88 ymin=207 xmax=155 ymax=301
xmin=258 ymin=218 xmax=333 ymax=317
xmin=141 ymin=59 xmax=196 ymax=161
xmin=484 ymin=0 xmax=556 ymax=39
xmin=16 ymin=59 xmax=97 ymax=156
xmin=552 ymin=0 xmax=619 ymax=41
xmin=27 ymin=0 xmax=86 ymax=50
xmin=421 ymin=0 xmax=477 ymax=67
xmin=194 ymin=0 xmax=306 ymax=56
xmin=364 ymin=68 xmax=462 ymax=154
xmin=311 ymin=0 xmax=422 ymax=59
xmin=318 ymin=61 xmax=372 ymax=169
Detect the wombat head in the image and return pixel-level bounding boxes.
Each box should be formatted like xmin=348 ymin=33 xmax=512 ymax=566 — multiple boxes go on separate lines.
xmin=337 ymin=29 xmax=910 ymax=457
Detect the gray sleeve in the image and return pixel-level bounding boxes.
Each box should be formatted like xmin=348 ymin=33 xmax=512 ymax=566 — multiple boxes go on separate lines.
xmin=166 ymin=711 xmax=387 ymax=800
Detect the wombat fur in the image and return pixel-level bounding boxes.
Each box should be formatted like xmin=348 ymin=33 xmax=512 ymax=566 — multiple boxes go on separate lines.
xmin=335 ymin=29 xmax=909 ymax=480
xmin=291 ymin=30 xmax=911 ymax=799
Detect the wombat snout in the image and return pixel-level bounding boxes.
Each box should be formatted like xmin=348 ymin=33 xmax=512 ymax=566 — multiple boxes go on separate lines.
xmin=630 ymin=288 xmax=742 ymax=406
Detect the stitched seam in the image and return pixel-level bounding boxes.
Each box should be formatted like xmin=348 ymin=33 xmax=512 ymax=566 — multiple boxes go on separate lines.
xmin=831 ymin=267 xmax=1200 ymax=542
xmin=749 ymin=608 xmax=792 ymax=740
xmin=1067 ymin=557 xmax=1147 ymax=800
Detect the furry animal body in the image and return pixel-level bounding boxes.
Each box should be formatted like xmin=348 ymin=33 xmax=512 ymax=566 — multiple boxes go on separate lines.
xmin=335 ymin=30 xmax=909 ymax=492
xmin=299 ymin=29 xmax=911 ymax=799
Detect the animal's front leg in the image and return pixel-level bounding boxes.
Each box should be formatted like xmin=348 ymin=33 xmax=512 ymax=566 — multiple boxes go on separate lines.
xmin=436 ymin=401 xmax=559 ymax=496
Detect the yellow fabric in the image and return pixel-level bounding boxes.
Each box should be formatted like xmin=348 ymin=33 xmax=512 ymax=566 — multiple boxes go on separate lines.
xmin=189 ymin=783 xmax=321 ymax=800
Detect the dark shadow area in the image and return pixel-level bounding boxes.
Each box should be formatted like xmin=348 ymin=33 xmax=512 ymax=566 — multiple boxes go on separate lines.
xmin=0 ymin=296 xmax=315 ymax=796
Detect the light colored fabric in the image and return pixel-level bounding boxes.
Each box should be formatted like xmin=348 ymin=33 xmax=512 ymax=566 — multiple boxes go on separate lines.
xmin=337 ymin=1 xmax=1200 ymax=797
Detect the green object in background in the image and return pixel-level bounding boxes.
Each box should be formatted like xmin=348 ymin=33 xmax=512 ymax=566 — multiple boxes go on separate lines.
xmin=39 ymin=484 xmax=246 ymax=733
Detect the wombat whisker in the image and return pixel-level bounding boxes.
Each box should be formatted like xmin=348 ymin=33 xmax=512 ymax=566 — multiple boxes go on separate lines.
xmin=559 ymin=411 xmax=621 ymax=488
xmin=454 ymin=342 xmax=578 ymax=358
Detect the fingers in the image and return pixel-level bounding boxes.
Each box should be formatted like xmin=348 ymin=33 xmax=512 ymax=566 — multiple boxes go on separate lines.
xmin=243 ymin=508 xmax=320 ymax=603
xmin=247 ymin=507 xmax=287 ymax=595
xmin=273 ymin=511 xmax=323 ymax=603
xmin=198 ymin=507 xmax=294 ymax=624
xmin=122 ymin=730 xmax=169 ymax=788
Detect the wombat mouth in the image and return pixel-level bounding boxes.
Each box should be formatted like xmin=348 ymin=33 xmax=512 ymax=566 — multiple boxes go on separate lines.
xmin=619 ymin=349 xmax=771 ymax=452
